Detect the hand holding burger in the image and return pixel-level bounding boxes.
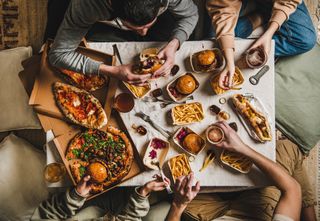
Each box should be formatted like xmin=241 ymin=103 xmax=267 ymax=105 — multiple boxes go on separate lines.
xmin=153 ymin=38 xmax=180 ymax=78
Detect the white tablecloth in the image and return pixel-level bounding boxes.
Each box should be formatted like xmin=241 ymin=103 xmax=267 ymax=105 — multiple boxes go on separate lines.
xmin=89 ymin=40 xmax=276 ymax=188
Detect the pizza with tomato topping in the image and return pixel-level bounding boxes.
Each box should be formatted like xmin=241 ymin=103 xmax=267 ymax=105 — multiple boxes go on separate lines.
xmin=59 ymin=69 xmax=107 ymax=92
xmin=66 ymin=127 xmax=133 ymax=193
xmin=53 ymin=82 xmax=107 ymax=129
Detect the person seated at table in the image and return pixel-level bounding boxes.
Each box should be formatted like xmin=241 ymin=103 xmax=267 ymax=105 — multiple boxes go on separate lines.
xmin=31 ymin=175 xmax=171 ymax=220
xmin=165 ymin=121 xmax=317 ymax=221
xmin=48 ymin=0 xmax=199 ymax=85
xmin=206 ymin=0 xmax=317 ymax=89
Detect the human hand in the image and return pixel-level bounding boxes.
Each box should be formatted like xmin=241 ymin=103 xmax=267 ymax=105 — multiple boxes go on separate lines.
xmin=219 ymin=48 xmax=235 ymax=89
xmin=214 ymin=121 xmax=248 ymax=153
xmin=109 ymin=64 xmax=151 ymax=86
xmin=153 ymin=38 xmax=179 ymax=78
xmin=247 ymin=33 xmax=272 ymax=57
xmin=76 ymin=175 xmax=92 ymax=197
xmin=138 ymin=174 xmax=170 ymax=197
xmin=173 ymin=172 xmax=200 ymax=210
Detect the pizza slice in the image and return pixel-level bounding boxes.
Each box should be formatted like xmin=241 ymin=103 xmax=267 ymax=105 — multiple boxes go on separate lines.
xmin=53 ymin=82 xmax=107 ymax=129
xmin=60 ymin=69 xmax=107 ymax=92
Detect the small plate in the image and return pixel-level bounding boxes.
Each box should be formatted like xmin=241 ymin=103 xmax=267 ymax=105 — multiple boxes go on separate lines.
xmin=167 ymin=73 xmax=199 ymax=102
xmin=123 ymin=82 xmax=151 ymax=99
xmin=143 ymin=137 xmax=170 ymax=170
xmin=190 ymin=48 xmax=225 ymax=74
xmin=220 ymin=150 xmax=253 ymax=174
xmin=173 ymin=127 xmax=206 ymax=157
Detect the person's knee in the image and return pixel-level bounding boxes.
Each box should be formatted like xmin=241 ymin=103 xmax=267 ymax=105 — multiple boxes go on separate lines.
xmin=297 ymin=28 xmax=317 ymax=52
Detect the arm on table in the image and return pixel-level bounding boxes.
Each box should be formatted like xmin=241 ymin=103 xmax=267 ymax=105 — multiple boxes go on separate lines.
xmin=48 ymin=0 xmax=149 ymax=84
xmin=48 ymin=0 xmax=107 ymax=75
xmin=166 ymin=173 xmax=200 ymax=221
xmin=215 ymin=121 xmax=302 ymax=220
xmin=154 ymin=0 xmax=198 ymax=77
xmin=206 ymin=0 xmax=242 ymax=89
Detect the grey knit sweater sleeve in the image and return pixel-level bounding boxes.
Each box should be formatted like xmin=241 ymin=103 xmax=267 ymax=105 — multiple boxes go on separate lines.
xmin=31 ymin=187 xmax=150 ymax=220
xmin=48 ymin=0 xmax=112 ymax=75
xmin=167 ymin=0 xmax=199 ymax=45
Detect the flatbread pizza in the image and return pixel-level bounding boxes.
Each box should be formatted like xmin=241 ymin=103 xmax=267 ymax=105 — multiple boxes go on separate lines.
xmin=66 ymin=127 xmax=134 ymax=193
xmin=53 ymin=82 xmax=107 ymax=129
xmin=59 ymin=68 xmax=107 ymax=92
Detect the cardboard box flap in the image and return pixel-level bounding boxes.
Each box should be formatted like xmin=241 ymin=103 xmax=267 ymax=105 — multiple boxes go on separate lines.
xmin=29 ymin=42 xmax=118 ymax=121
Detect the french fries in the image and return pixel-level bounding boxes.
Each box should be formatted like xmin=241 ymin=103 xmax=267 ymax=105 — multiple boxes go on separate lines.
xmin=220 ymin=150 xmax=253 ymax=173
xmin=124 ymin=82 xmax=151 ymax=98
xmin=172 ymin=102 xmax=204 ymax=125
xmin=169 ymin=154 xmax=192 ymax=181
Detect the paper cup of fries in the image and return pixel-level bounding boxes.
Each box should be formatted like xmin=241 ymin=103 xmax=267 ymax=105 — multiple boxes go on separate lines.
xmin=168 ymin=154 xmax=192 ymax=182
xmin=220 ymin=150 xmax=253 ymax=173
xmin=171 ymin=102 xmax=205 ymax=125
xmin=123 ymin=82 xmax=151 ymax=99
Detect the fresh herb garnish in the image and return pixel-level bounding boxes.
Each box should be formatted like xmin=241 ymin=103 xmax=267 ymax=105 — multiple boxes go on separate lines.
xmin=79 ymin=165 xmax=86 ymax=177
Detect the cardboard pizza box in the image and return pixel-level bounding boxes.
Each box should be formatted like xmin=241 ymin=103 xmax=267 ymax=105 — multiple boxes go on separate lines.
xmin=21 ymin=42 xmax=145 ymax=199
xmin=29 ymin=41 xmax=118 ymax=121
xmin=37 ymin=111 xmax=145 ymax=200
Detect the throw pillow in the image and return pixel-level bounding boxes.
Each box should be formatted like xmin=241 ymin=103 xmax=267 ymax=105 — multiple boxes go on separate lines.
xmin=0 ymin=47 xmax=41 ymax=132
xmin=0 ymin=133 xmax=49 ymax=220
xmin=275 ymin=44 xmax=320 ymax=154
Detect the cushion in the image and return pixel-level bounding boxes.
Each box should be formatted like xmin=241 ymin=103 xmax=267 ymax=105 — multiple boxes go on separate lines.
xmin=275 ymin=44 xmax=320 ymax=154
xmin=0 ymin=133 xmax=49 ymax=221
xmin=0 ymin=47 xmax=41 ymax=132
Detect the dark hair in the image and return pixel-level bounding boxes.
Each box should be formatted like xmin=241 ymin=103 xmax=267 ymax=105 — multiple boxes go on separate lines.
xmin=112 ymin=0 xmax=162 ymax=26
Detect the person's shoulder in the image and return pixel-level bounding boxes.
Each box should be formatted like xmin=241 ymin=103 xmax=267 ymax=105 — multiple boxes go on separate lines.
xmin=71 ymin=0 xmax=113 ymax=20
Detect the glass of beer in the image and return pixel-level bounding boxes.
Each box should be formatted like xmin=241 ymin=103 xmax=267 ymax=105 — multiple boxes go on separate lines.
xmin=114 ymin=93 xmax=135 ymax=113
xmin=44 ymin=162 xmax=66 ymax=183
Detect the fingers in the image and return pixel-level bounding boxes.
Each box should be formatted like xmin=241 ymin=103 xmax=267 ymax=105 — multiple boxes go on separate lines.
xmin=218 ymin=72 xmax=230 ymax=90
xmin=228 ymin=72 xmax=235 ymax=88
xmin=83 ymin=175 xmax=91 ymax=182
xmin=178 ymin=176 xmax=188 ymax=192
xmin=192 ymin=181 xmax=201 ymax=193
xmin=184 ymin=173 xmax=194 ymax=193
xmin=127 ymin=73 xmax=151 ymax=85
xmin=154 ymin=60 xmax=172 ymax=77
xmin=174 ymin=176 xmax=183 ymax=191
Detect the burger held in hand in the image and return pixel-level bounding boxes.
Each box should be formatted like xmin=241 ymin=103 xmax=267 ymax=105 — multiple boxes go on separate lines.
xmin=86 ymin=160 xmax=108 ymax=183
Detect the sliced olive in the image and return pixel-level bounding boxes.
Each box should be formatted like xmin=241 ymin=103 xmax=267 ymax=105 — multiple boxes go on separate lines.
xmin=170 ymin=65 xmax=180 ymax=76
xmin=229 ymin=122 xmax=238 ymax=132
xmin=209 ymin=105 xmax=221 ymax=115
xmin=151 ymin=88 xmax=163 ymax=97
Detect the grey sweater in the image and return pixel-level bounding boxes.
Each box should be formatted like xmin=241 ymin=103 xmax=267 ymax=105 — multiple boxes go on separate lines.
xmin=31 ymin=188 xmax=150 ymax=220
xmin=49 ymin=0 xmax=199 ymax=75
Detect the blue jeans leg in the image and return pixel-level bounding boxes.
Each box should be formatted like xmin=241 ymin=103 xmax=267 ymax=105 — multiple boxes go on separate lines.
xmin=273 ymin=1 xmax=317 ymax=56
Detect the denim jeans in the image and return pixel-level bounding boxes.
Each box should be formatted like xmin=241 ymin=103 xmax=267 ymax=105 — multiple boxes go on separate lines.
xmin=206 ymin=1 xmax=317 ymax=57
